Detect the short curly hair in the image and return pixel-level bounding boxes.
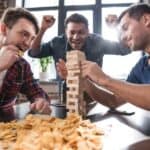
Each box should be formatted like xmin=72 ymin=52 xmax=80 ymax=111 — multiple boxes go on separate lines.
xmin=64 ymin=13 xmax=88 ymax=29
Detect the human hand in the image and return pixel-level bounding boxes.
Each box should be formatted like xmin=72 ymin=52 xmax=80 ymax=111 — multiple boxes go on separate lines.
xmin=56 ymin=59 xmax=68 ymax=80
xmin=41 ymin=15 xmax=55 ymax=31
xmin=0 ymin=45 xmax=20 ymax=71
xmin=105 ymin=14 xmax=118 ymax=27
xmin=81 ymin=60 xmax=109 ymax=85
xmin=30 ymin=98 xmax=51 ymax=114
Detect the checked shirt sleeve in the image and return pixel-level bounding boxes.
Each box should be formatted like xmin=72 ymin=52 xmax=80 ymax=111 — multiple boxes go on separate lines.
xmin=19 ymin=60 xmax=50 ymax=103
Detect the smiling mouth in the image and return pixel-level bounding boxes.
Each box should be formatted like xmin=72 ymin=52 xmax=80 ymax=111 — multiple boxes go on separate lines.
xmin=72 ymin=42 xmax=81 ymax=46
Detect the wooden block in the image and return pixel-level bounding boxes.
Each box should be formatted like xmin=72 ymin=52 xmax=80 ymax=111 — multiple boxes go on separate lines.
xmin=67 ymin=76 xmax=80 ymax=84
xmin=67 ymin=98 xmax=78 ymax=103
xmin=68 ymin=109 xmax=79 ymax=113
xmin=66 ymin=58 xmax=82 ymax=65
xmin=66 ymin=91 xmax=79 ymax=99
xmin=68 ymin=69 xmax=81 ymax=76
xmin=66 ymin=64 xmax=80 ymax=70
xmin=66 ymin=50 xmax=86 ymax=117
xmin=67 ymin=102 xmax=79 ymax=113
xmin=69 ymin=86 xmax=79 ymax=93
xmin=67 ymin=101 xmax=76 ymax=107
xmin=66 ymin=50 xmax=86 ymax=61
xmin=67 ymin=76 xmax=81 ymax=81
xmin=67 ymin=90 xmax=83 ymax=96
xmin=66 ymin=99 xmax=78 ymax=108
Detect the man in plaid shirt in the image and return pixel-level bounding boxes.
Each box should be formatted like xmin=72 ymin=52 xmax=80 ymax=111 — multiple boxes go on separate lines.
xmin=0 ymin=7 xmax=51 ymax=121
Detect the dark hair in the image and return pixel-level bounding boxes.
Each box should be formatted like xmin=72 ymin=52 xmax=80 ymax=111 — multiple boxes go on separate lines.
xmin=0 ymin=7 xmax=39 ymax=34
xmin=64 ymin=13 xmax=88 ymax=28
xmin=118 ymin=3 xmax=150 ymax=23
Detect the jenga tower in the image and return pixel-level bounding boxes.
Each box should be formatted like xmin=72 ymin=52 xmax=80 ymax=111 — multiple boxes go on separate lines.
xmin=66 ymin=50 xmax=87 ymax=118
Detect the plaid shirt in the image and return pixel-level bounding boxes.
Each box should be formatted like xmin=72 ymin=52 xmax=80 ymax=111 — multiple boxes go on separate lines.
xmin=0 ymin=58 xmax=49 ymax=106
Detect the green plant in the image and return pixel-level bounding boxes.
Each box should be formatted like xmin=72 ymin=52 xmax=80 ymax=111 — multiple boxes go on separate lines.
xmin=39 ymin=56 xmax=52 ymax=72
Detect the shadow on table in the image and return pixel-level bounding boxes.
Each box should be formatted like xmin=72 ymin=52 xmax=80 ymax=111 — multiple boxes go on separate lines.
xmin=87 ymin=108 xmax=150 ymax=136
xmin=126 ymin=139 xmax=150 ymax=150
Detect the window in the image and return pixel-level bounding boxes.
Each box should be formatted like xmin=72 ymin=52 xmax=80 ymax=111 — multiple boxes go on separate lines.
xmin=102 ymin=7 xmax=128 ymax=41
xmin=102 ymin=0 xmax=139 ymax=4
xmin=31 ymin=10 xmax=58 ymax=42
xmin=65 ymin=0 xmax=95 ymax=5
xmin=102 ymin=51 xmax=142 ymax=80
xmin=16 ymin=0 xmax=142 ymax=38
xmin=25 ymin=10 xmax=58 ymax=80
xmin=16 ymin=0 xmax=143 ymax=80
xmin=24 ymin=0 xmax=59 ymax=7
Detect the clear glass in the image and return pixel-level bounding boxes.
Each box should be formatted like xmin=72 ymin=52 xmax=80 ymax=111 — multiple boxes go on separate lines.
xmin=102 ymin=0 xmax=139 ymax=4
xmin=24 ymin=0 xmax=59 ymax=8
xmin=101 ymin=7 xmax=128 ymax=41
xmin=65 ymin=0 xmax=95 ymax=6
xmin=67 ymin=10 xmax=93 ymax=33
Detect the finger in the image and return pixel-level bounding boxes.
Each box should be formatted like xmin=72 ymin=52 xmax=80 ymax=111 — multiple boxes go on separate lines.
xmin=57 ymin=61 xmax=66 ymax=71
xmin=59 ymin=58 xmax=65 ymax=64
xmin=36 ymin=100 xmax=50 ymax=114
xmin=40 ymin=102 xmax=51 ymax=114
xmin=44 ymin=15 xmax=55 ymax=23
xmin=4 ymin=45 xmax=19 ymax=52
xmin=56 ymin=63 xmax=61 ymax=72
xmin=56 ymin=65 xmax=61 ymax=73
xmin=30 ymin=103 xmax=36 ymax=111
xmin=58 ymin=59 xmax=66 ymax=68
xmin=36 ymin=101 xmax=45 ymax=111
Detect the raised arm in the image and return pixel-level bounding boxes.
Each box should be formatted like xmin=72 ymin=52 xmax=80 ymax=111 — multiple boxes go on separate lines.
xmin=30 ymin=15 xmax=55 ymax=56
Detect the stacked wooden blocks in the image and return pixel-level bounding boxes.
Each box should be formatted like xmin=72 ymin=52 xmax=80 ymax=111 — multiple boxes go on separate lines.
xmin=66 ymin=50 xmax=87 ymax=118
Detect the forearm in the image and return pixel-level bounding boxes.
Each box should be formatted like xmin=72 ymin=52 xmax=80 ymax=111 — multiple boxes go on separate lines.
xmin=101 ymin=77 xmax=150 ymax=110
xmin=30 ymin=29 xmax=46 ymax=55
xmin=84 ymin=80 xmax=124 ymax=108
